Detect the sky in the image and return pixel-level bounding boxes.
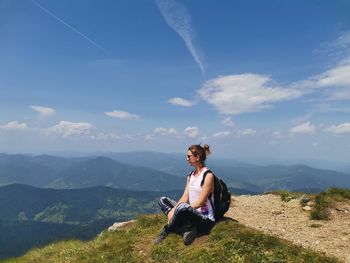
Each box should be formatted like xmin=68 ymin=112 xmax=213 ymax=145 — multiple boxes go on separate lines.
xmin=1 ymin=0 xmax=350 ymax=161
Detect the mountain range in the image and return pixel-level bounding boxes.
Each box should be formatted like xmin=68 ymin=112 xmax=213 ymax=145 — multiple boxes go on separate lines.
xmin=0 ymin=152 xmax=349 ymax=192
xmin=0 ymin=150 xmax=349 ymax=260
xmin=0 ymin=154 xmax=185 ymax=191
xmin=0 ymin=183 xmax=181 ymax=259
xmin=0 ymin=182 xmax=259 ymax=259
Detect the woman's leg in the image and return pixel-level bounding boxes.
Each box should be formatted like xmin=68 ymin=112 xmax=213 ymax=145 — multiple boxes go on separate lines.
xmin=155 ymin=198 xmax=215 ymax=244
xmin=154 ymin=196 xmax=178 ymax=244
xmin=158 ymin=196 xmax=177 ymax=216
xmin=169 ymin=202 xmax=215 ymax=244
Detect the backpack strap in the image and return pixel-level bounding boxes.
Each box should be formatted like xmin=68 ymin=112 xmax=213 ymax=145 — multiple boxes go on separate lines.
xmin=200 ymin=169 xmax=214 ymax=201
xmin=200 ymin=169 xmax=213 ymax=186
xmin=187 ymin=170 xmax=194 ymax=182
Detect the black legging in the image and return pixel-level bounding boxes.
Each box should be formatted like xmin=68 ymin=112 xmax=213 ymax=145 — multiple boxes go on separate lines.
xmin=158 ymin=196 xmax=215 ymax=233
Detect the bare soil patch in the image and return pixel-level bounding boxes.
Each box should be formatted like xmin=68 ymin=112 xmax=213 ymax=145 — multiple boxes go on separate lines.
xmin=226 ymin=194 xmax=350 ymax=263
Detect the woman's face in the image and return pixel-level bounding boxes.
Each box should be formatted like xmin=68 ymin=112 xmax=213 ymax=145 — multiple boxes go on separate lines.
xmin=187 ymin=150 xmax=198 ymax=166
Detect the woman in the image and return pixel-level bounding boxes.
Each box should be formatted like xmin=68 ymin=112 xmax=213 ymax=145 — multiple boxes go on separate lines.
xmin=154 ymin=144 xmax=215 ymax=245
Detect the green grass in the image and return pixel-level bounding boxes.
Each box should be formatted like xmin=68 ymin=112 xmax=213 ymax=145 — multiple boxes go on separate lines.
xmin=310 ymin=188 xmax=350 ymax=220
xmin=267 ymin=190 xmax=307 ymax=202
xmin=2 ymin=214 xmax=341 ymax=263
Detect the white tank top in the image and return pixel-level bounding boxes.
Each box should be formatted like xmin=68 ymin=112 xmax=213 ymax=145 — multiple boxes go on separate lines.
xmin=188 ymin=167 xmax=215 ymax=221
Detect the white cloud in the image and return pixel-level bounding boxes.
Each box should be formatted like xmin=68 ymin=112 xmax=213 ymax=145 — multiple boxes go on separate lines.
xmin=154 ymin=127 xmax=179 ymax=136
xmin=46 ymin=121 xmax=93 ymax=137
xmin=290 ymin=114 xmax=313 ymax=125
xmin=156 ymin=0 xmax=205 ymax=73
xmin=315 ymin=60 xmax=350 ymax=88
xmin=193 ymin=33 xmax=350 ymax=116
xmin=30 ymin=105 xmax=56 ymax=117
xmin=213 ymin=131 xmax=232 ymax=139
xmin=198 ymin=74 xmax=304 ymax=115
xmin=317 ymin=30 xmax=350 ymax=58
xmin=144 ymin=134 xmax=155 ymax=142
xmin=222 ymin=117 xmax=234 ymax=127
xmin=328 ymin=31 xmax=350 ymax=50
xmin=325 ymin=89 xmax=350 ymax=101
xmin=325 ymin=123 xmax=350 ymax=134
xmin=89 ymin=132 xmax=122 ymax=140
xmin=184 ymin=126 xmax=199 ymax=138
xmin=168 ymin=97 xmax=195 ymax=107
xmin=272 ymin=131 xmax=281 ymax=139
xmin=237 ymin=128 xmax=256 ymax=137
xmin=305 ymin=32 xmax=350 ymax=101
xmin=310 ymin=103 xmax=350 ymax=113
xmin=1 ymin=121 xmax=28 ymax=130
xmin=105 ymin=110 xmax=140 ymax=120
xmin=289 ymin=122 xmax=316 ymax=135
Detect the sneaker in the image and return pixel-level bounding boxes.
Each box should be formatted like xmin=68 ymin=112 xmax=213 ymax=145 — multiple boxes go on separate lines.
xmin=154 ymin=226 xmax=169 ymax=244
xmin=182 ymin=226 xmax=197 ymax=245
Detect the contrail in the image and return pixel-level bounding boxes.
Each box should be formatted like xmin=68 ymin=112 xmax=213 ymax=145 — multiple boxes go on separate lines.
xmin=32 ymin=0 xmax=110 ymax=55
xmin=156 ymin=0 xmax=205 ymax=74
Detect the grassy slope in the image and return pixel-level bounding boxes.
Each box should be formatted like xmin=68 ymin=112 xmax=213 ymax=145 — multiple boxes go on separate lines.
xmin=2 ymin=214 xmax=341 ymax=263
xmin=311 ymin=188 xmax=350 ymax=220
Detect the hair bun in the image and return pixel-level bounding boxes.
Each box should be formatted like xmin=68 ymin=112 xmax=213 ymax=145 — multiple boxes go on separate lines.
xmin=203 ymin=144 xmax=211 ymax=156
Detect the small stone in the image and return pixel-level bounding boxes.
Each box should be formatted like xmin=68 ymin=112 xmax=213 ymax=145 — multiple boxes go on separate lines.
xmin=108 ymin=220 xmax=135 ymax=232
xmin=272 ymin=210 xmax=283 ymax=215
xmin=303 ymin=206 xmax=312 ymax=211
xmin=307 ymin=201 xmax=315 ymax=207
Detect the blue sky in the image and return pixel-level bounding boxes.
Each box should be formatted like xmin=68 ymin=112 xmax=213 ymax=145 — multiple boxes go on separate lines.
xmin=1 ymin=0 xmax=350 ymax=161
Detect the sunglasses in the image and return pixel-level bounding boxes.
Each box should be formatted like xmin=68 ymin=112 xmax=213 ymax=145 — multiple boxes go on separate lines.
xmin=187 ymin=154 xmax=194 ymax=159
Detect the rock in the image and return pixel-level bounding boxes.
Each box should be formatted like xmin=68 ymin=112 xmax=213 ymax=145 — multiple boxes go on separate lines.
xmin=108 ymin=220 xmax=135 ymax=232
xmin=303 ymin=206 xmax=312 ymax=211
xmin=307 ymin=201 xmax=315 ymax=207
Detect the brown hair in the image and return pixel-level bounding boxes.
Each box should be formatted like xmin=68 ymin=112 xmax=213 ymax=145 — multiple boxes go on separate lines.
xmin=188 ymin=144 xmax=211 ymax=165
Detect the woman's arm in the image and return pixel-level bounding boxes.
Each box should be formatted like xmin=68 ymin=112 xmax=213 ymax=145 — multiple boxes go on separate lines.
xmin=190 ymin=172 xmax=214 ymax=209
xmin=177 ymin=177 xmax=190 ymax=204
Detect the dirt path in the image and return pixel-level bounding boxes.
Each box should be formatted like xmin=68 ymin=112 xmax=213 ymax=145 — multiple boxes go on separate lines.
xmin=226 ymin=194 xmax=350 ymax=263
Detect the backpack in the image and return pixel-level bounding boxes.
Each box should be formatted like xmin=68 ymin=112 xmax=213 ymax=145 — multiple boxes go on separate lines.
xmin=200 ymin=170 xmax=231 ymax=221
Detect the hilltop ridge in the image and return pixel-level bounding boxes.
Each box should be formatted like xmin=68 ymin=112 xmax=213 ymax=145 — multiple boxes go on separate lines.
xmin=3 ymin=191 xmax=349 ymax=263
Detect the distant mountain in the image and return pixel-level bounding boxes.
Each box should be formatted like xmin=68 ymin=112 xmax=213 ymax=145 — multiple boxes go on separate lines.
xmin=0 ymin=184 xmax=181 ymax=224
xmin=103 ymin=151 xmax=190 ymax=176
xmin=0 ymin=154 xmax=83 ymax=187
xmin=104 ymin=152 xmax=350 ymax=192
xmin=0 ymin=183 xmax=182 ymax=260
xmin=1 ymin=153 xmax=349 ymax=193
xmin=218 ymin=164 xmax=350 ymax=192
xmin=103 ymin=151 xmax=253 ymax=176
xmin=49 ymin=156 xmax=185 ymax=191
xmin=0 ymin=154 xmax=185 ymax=191
xmin=0 ymin=154 xmax=60 ymax=186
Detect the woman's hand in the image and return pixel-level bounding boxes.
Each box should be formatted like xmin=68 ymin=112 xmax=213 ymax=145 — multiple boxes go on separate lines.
xmin=167 ymin=208 xmax=175 ymax=223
